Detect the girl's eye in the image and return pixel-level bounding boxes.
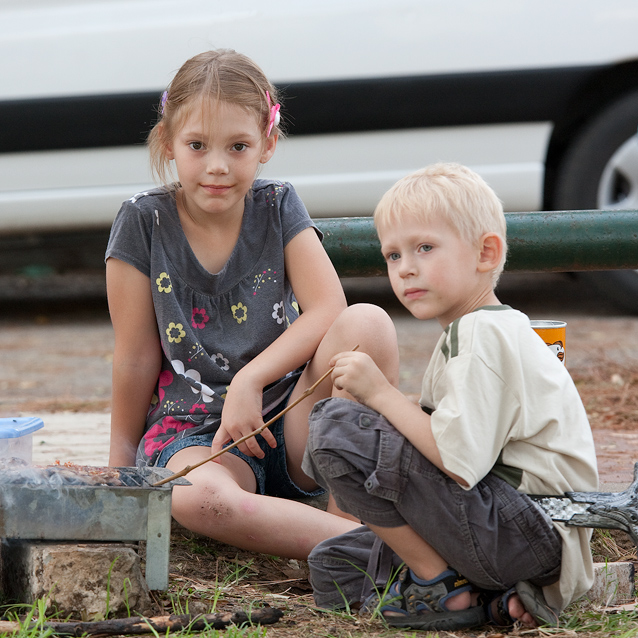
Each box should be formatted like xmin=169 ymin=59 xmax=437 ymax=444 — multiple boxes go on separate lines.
xmin=386 ymin=252 xmax=401 ymax=262
xmin=418 ymin=244 xmax=433 ymax=253
xmin=232 ymin=143 xmax=248 ymax=152
xmin=189 ymin=141 xmax=204 ymax=151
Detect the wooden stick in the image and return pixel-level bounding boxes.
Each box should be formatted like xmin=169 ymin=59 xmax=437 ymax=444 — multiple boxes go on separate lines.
xmin=151 ymin=345 xmax=359 ymax=487
xmin=0 ymin=607 xmax=283 ymax=636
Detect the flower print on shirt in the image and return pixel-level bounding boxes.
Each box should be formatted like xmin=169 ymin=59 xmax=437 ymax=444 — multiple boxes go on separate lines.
xmin=156 ymin=272 xmax=172 ymax=293
xmin=252 ymin=268 xmax=278 ymax=295
xmin=143 ymin=416 xmax=191 ymax=457
xmin=264 ymin=182 xmax=285 ymax=208
xmin=129 ymin=191 xmax=150 ymax=204
xmin=166 ymin=322 xmax=186 ymax=343
xmin=191 ymin=307 xmax=209 ymax=329
xmin=149 ymin=370 xmax=174 ymax=417
xmin=172 ymin=359 xmax=216 ymax=403
xmin=272 ymin=301 xmax=285 ymax=325
xmin=188 ymin=341 xmax=206 ymax=363
xmin=189 ymin=403 xmax=209 ymax=415
xmin=211 ymin=352 xmax=230 ymax=371
xmin=231 ymin=302 xmax=248 ymax=324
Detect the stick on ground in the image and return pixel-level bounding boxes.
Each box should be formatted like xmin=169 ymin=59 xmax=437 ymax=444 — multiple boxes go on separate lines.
xmin=0 ymin=607 xmax=283 ymax=636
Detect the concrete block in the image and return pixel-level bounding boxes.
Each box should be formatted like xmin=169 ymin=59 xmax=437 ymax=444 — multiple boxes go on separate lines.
xmin=587 ymin=561 xmax=635 ymax=606
xmin=0 ymin=541 xmax=153 ymax=620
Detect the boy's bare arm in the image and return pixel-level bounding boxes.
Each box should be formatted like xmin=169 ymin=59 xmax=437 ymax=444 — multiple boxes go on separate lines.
xmin=330 ymin=351 xmax=468 ymax=486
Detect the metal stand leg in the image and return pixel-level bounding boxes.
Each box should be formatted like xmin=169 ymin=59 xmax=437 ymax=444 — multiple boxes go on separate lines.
xmin=144 ymin=491 xmax=172 ymax=590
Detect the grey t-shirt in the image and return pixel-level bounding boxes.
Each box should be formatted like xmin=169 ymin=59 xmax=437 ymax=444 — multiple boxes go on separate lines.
xmin=105 ymin=180 xmax=317 ymax=465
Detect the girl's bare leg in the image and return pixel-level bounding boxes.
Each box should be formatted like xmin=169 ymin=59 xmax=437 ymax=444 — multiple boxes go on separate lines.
xmin=166 ymin=446 xmax=359 ymax=559
xmin=283 ymin=303 xmax=400 ymax=492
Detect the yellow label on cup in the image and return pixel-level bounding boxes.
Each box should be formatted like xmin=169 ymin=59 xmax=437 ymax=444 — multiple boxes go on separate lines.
xmin=530 ymin=320 xmax=566 ymax=365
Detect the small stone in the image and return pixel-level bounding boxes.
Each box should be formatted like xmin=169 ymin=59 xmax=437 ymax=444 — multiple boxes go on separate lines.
xmin=0 ymin=541 xmax=154 ymax=619
xmin=611 ymin=373 xmax=625 ymax=387
xmin=587 ymin=562 xmax=635 ymax=606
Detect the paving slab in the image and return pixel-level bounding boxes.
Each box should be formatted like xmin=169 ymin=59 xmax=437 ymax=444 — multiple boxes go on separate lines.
xmin=29 ymin=412 xmax=110 ymax=467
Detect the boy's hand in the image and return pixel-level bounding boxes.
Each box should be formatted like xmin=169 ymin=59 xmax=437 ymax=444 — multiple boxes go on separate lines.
xmin=330 ymin=351 xmax=391 ymax=407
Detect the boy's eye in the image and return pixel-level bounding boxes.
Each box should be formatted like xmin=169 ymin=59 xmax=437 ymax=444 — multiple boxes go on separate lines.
xmin=232 ymin=143 xmax=248 ymax=152
xmin=189 ymin=141 xmax=204 ymax=151
xmin=418 ymin=244 xmax=433 ymax=253
xmin=386 ymin=252 xmax=401 ymax=262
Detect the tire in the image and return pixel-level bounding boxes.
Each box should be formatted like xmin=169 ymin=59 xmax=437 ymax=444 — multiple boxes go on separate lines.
xmin=553 ymin=90 xmax=638 ymax=313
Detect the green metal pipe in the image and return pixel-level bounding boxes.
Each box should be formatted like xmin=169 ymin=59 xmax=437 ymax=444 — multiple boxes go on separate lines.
xmin=316 ymin=210 xmax=638 ymax=277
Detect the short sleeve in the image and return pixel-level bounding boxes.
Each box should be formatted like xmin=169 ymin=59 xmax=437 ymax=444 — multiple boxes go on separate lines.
xmin=105 ymin=196 xmax=155 ymax=276
xmin=254 ymin=180 xmax=321 ymax=247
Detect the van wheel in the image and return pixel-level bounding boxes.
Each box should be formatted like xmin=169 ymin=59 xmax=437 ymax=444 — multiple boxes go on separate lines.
xmin=553 ymin=90 xmax=638 ymax=313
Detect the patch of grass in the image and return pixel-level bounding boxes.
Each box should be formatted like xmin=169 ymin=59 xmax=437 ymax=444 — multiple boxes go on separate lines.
xmin=560 ymin=604 xmax=638 ymax=636
xmin=4 ymin=523 xmax=638 ymax=638
xmin=0 ymin=596 xmax=56 ymax=638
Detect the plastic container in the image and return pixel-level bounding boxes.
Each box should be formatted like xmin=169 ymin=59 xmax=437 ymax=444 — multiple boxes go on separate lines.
xmin=0 ymin=417 xmax=44 ymax=464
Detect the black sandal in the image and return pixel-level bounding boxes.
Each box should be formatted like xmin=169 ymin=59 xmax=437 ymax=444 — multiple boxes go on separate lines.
xmin=369 ymin=566 xmax=487 ymax=631
xmin=485 ymin=581 xmax=559 ymax=628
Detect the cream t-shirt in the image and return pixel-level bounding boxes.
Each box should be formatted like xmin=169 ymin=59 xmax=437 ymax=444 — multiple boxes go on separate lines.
xmin=420 ymin=306 xmax=598 ymax=611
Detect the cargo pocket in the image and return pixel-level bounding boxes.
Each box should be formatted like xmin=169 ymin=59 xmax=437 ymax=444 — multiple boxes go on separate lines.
xmin=362 ymin=419 xmax=410 ymax=503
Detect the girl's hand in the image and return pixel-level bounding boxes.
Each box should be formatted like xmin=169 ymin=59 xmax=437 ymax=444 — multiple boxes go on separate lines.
xmin=210 ymin=374 xmax=277 ymax=458
xmin=330 ymin=351 xmax=391 ymax=407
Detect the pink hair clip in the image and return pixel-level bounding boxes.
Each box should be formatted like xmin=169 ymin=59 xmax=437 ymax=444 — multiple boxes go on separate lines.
xmin=266 ymin=90 xmax=281 ymax=136
xmin=160 ymin=91 xmax=168 ymax=115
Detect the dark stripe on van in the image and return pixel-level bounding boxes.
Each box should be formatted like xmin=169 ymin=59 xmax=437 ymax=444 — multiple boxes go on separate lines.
xmin=0 ymin=65 xmax=602 ymax=153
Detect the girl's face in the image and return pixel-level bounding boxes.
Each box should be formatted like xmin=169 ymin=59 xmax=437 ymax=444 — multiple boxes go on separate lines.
xmin=165 ymin=99 xmax=276 ymax=221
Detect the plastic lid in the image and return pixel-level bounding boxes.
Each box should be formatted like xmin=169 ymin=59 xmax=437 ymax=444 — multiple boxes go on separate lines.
xmin=0 ymin=417 xmax=44 ymax=438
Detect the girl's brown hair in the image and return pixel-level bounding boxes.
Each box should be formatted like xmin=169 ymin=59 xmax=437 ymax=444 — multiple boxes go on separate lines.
xmin=147 ymin=49 xmax=282 ymax=186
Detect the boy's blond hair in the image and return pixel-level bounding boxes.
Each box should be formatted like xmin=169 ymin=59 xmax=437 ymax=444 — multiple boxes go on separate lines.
xmin=374 ymin=162 xmax=508 ymax=285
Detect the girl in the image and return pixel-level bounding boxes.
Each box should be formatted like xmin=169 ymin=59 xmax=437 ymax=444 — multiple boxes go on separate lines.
xmin=105 ymin=49 xmax=399 ymax=559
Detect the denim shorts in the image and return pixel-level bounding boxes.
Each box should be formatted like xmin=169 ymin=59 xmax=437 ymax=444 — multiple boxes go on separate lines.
xmin=155 ymin=398 xmax=323 ymax=499
xmin=303 ymin=397 xmax=562 ymax=607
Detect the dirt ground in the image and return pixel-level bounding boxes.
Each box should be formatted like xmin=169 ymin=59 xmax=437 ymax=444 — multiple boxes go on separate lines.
xmin=1 ymin=271 xmax=638 ymax=635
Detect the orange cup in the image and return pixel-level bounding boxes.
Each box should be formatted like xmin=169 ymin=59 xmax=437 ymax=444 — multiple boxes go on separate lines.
xmin=530 ymin=320 xmax=566 ymax=365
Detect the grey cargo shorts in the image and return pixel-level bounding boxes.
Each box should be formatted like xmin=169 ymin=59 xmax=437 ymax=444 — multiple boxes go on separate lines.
xmin=302 ymin=397 xmax=562 ymax=609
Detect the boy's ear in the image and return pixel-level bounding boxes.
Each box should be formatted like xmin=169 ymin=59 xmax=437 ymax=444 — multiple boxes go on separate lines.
xmin=477 ymin=233 xmax=504 ymax=272
xmin=260 ymin=134 xmax=278 ymax=164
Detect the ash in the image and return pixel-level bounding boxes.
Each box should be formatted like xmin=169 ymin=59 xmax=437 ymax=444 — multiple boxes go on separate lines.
xmin=0 ymin=458 xmax=126 ymax=487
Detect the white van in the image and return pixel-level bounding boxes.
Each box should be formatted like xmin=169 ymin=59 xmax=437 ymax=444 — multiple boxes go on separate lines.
xmin=1 ymin=0 xmax=638 ymax=304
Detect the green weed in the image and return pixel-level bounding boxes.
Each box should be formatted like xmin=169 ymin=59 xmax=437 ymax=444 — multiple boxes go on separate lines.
xmin=0 ymin=596 xmax=55 ymax=638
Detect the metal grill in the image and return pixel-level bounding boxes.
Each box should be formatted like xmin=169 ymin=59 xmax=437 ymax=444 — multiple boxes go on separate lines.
xmin=0 ymin=466 xmax=189 ymax=590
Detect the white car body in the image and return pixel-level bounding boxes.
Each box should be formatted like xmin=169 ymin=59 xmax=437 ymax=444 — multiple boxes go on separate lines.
xmin=2 ymin=0 xmax=638 ymax=234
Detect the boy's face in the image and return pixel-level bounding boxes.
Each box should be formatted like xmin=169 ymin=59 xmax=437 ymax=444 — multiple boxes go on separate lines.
xmin=378 ymin=213 xmax=497 ymax=327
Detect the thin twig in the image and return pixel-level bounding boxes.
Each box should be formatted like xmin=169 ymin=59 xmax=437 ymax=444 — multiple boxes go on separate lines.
xmin=151 ymin=345 xmax=359 ymax=486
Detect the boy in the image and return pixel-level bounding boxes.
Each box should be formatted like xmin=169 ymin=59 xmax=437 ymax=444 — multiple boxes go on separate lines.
xmin=302 ymin=163 xmax=599 ymax=631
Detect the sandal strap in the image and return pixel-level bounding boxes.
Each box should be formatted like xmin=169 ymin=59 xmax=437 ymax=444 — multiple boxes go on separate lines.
xmin=381 ymin=567 xmax=472 ymax=616
xmin=484 ymin=587 xmax=516 ymax=627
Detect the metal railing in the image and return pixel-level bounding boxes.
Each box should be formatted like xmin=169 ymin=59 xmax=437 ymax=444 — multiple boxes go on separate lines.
xmin=316 ymin=210 xmax=638 ymax=277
